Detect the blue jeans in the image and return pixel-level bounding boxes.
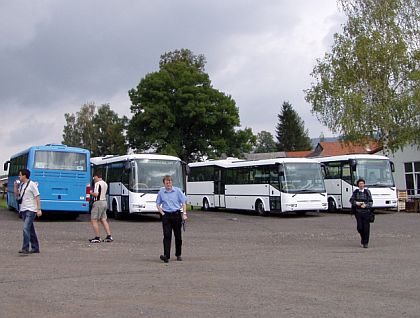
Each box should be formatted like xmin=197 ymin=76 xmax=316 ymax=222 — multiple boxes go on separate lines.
xmin=21 ymin=210 xmax=39 ymax=252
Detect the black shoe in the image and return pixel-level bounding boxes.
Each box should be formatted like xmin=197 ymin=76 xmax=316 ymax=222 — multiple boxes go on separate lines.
xmin=363 ymin=244 xmax=368 ymax=248
xmin=19 ymin=249 xmax=30 ymax=254
xmin=103 ymin=235 xmax=113 ymax=242
xmin=30 ymin=250 xmax=40 ymax=254
xmin=89 ymin=237 xmax=101 ymax=243
xmin=160 ymin=255 xmax=169 ymax=263
xmin=176 ymin=256 xmax=183 ymax=261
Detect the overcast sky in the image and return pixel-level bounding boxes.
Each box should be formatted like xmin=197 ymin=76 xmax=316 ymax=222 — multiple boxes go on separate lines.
xmin=0 ymin=0 xmax=346 ymax=169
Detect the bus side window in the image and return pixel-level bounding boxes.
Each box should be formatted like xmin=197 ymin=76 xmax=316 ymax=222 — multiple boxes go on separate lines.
xmin=342 ymin=164 xmax=352 ymax=184
xmin=122 ymin=169 xmax=129 ymax=188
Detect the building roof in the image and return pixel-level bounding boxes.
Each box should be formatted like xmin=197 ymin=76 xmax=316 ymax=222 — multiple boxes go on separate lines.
xmin=244 ymin=152 xmax=286 ymax=160
xmin=309 ymin=140 xmax=380 ymax=157
xmin=285 ymin=150 xmax=312 ymax=158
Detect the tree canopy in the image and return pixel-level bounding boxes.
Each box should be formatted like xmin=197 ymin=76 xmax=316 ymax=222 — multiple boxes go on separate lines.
xmin=127 ymin=49 xmax=255 ymax=162
xmin=254 ymin=131 xmax=277 ymax=153
xmin=62 ymin=102 xmax=128 ymax=156
xmin=305 ymin=0 xmax=420 ymax=153
xmin=275 ymin=101 xmax=312 ymax=151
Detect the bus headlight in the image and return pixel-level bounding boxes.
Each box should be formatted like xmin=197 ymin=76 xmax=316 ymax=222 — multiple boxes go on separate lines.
xmin=133 ymin=204 xmax=146 ymax=209
xmin=286 ymin=204 xmax=298 ymax=208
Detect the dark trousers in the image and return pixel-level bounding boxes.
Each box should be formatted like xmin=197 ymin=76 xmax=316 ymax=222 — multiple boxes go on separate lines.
xmin=161 ymin=212 xmax=182 ymax=258
xmin=355 ymin=210 xmax=371 ymax=245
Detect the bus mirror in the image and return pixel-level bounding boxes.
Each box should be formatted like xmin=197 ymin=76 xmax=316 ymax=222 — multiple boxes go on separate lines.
xmin=390 ymin=161 xmax=395 ymax=172
xmin=276 ymin=163 xmax=284 ymax=176
xmin=349 ymin=159 xmax=357 ymax=170
xmin=4 ymin=160 xmax=10 ymax=171
xmin=124 ymin=161 xmax=131 ymax=171
xmin=182 ymin=162 xmax=190 ymax=176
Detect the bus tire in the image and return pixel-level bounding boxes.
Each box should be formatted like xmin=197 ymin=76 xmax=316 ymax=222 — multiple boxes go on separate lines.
xmin=202 ymin=198 xmax=210 ymax=211
xmin=328 ymin=198 xmax=336 ymax=213
xmin=255 ymin=200 xmax=268 ymax=216
xmin=113 ymin=201 xmax=123 ymax=220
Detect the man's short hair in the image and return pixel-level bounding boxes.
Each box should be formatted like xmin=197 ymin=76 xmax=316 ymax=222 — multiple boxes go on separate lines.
xmin=356 ymin=178 xmax=366 ymax=186
xmin=162 ymin=175 xmax=172 ymax=183
xmin=19 ymin=168 xmax=31 ymax=179
xmin=93 ymin=171 xmax=102 ymax=178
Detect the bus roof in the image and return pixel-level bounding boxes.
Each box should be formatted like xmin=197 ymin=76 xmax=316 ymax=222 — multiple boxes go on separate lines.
xmin=9 ymin=144 xmax=90 ymax=159
xmin=189 ymin=157 xmax=321 ymax=168
xmin=316 ymin=154 xmax=390 ymax=162
xmin=91 ymin=153 xmax=181 ymax=165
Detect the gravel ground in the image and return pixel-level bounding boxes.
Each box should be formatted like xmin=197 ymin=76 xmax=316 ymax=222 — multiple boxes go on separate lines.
xmin=0 ymin=208 xmax=419 ymax=318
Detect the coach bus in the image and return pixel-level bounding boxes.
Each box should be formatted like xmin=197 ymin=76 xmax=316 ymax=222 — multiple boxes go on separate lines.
xmin=187 ymin=158 xmax=328 ymax=216
xmin=91 ymin=154 xmax=187 ymax=219
xmin=3 ymin=144 xmax=91 ymax=216
xmin=316 ymin=154 xmax=398 ymax=212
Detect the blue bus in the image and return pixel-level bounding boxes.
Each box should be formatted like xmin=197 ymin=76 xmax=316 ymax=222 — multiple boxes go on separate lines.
xmin=3 ymin=144 xmax=91 ymax=216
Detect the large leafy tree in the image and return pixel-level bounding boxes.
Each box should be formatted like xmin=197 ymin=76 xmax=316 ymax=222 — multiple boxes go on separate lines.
xmin=63 ymin=103 xmax=97 ymax=153
xmin=62 ymin=103 xmax=128 ymax=156
xmin=305 ymin=0 xmax=420 ymax=154
xmin=275 ymin=101 xmax=312 ymax=151
xmin=254 ymin=131 xmax=277 ymax=153
xmin=128 ymin=49 xmax=255 ymax=162
xmin=94 ymin=104 xmax=128 ymax=156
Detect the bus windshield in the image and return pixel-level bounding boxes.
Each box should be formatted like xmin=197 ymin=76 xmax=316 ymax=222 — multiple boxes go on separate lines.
xmin=34 ymin=151 xmax=87 ymax=171
xmin=281 ymin=162 xmax=326 ymax=193
xmin=354 ymin=159 xmax=395 ymax=187
xmin=131 ymin=159 xmax=183 ymax=192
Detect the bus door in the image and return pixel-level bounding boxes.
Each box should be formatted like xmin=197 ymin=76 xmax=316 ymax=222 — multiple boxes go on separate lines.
xmin=214 ymin=168 xmax=225 ymax=208
xmin=341 ymin=162 xmax=353 ymax=209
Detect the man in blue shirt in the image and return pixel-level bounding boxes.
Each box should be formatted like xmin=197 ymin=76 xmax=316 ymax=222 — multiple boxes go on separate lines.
xmin=156 ymin=175 xmax=187 ymax=263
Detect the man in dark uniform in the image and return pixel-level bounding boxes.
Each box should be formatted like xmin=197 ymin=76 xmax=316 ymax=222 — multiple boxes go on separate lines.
xmin=350 ymin=178 xmax=373 ymax=248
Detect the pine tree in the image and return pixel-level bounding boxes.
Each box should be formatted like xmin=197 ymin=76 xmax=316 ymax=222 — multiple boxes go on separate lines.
xmin=275 ymin=102 xmax=312 ymax=151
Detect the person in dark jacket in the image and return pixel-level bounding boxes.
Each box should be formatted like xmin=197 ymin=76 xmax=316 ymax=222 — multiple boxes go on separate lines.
xmin=350 ymin=178 xmax=373 ymax=248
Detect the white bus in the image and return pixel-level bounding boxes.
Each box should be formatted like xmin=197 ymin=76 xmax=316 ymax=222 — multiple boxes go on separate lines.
xmin=187 ymin=158 xmax=328 ymax=216
xmin=91 ymin=154 xmax=187 ymax=219
xmin=317 ymin=154 xmax=398 ymax=212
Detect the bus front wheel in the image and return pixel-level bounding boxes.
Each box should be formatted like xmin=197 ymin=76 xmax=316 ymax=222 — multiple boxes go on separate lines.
xmin=202 ymin=198 xmax=210 ymax=211
xmin=255 ymin=200 xmax=268 ymax=216
xmin=328 ymin=199 xmax=336 ymax=213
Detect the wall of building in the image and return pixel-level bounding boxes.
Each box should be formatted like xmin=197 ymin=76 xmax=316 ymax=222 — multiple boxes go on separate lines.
xmin=377 ymin=145 xmax=420 ymax=192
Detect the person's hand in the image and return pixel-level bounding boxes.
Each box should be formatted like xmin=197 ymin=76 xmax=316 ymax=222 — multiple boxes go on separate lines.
xmin=36 ymin=210 xmax=42 ymax=217
xmin=182 ymin=213 xmax=188 ymax=220
xmin=361 ymin=203 xmax=366 ymax=209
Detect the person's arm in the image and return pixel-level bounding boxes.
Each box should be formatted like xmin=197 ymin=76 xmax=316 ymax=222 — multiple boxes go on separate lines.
xmin=181 ymin=202 xmax=187 ymax=220
xmin=35 ymin=195 xmax=42 ymax=217
xmin=14 ymin=181 xmax=20 ymax=199
xmin=366 ymin=190 xmax=373 ymax=209
xmin=90 ymin=183 xmax=98 ymax=198
xmin=349 ymin=191 xmax=357 ymax=206
xmin=156 ymin=192 xmax=164 ymax=216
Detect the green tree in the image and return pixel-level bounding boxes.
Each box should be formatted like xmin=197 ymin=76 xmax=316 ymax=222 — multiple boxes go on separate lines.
xmin=128 ymin=49 xmax=254 ymax=162
xmin=62 ymin=102 xmax=127 ymax=156
xmin=94 ymin=104 xmax=128 ymax=156
xmin=254 ymin=131 xmax=277 ymax=153
xmin=275 ymin=101 xmax=312 ymax=151
xmin=63 ymin=102 xmax=97 ymax=153
xmin=305 ymin=0 xmax=420 ymax=154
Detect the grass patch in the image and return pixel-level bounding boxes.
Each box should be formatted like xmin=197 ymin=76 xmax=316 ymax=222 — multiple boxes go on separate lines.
xmin=0 ymin=197 xmax=7 ymax=209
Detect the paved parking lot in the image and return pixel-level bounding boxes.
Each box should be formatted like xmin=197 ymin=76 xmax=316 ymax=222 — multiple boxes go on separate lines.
xmin=1 ymin=207 xmax=419 ymax=318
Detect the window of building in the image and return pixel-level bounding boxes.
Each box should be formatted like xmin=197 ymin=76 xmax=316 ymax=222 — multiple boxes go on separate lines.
xmin=404 ymin=161 xmax=420 ymax=196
